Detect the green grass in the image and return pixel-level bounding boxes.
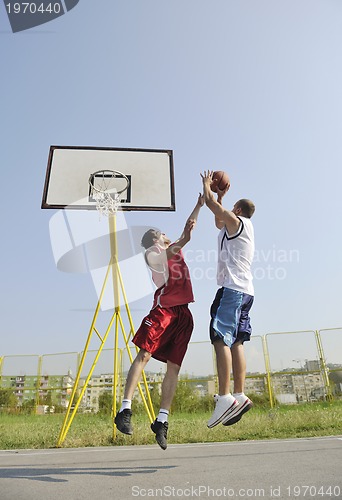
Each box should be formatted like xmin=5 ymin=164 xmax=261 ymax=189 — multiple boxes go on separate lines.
xmin=0 ymin=401 xmax=341 ymax=450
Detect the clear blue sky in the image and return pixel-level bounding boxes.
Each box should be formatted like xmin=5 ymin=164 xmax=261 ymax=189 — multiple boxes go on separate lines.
xmin=1 ymin=1 xmax=341 ymax=375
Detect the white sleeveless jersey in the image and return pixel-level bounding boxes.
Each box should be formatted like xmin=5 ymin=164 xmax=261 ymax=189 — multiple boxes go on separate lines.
xmin=217 ymin=216 xmax=255 ymax=296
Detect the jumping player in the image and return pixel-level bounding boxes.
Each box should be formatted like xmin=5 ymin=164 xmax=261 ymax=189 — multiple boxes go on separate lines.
xmin=114 ymin=194 xmax=204 ymax=449
xmin=201 ymin=170 xmax=255 ymax=428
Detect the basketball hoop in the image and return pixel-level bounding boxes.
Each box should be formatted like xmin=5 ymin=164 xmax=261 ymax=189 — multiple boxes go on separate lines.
xmin=88 ymin=170 xmax=130 ymax=216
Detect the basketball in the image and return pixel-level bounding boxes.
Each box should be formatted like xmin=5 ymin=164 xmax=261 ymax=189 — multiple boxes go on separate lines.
xmin=210 ymin=171 xmax=230 ymax=193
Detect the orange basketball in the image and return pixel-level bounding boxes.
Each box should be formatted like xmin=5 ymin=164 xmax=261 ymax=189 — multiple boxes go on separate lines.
xmin=210 ymin=171 xmax=230 ymax=193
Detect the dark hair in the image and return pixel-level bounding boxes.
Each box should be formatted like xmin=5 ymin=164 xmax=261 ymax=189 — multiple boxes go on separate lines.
xmin=141 ymin=229 xmax=160 ymax=249
xmin=236 ymin=199 xmax=255 ymax=218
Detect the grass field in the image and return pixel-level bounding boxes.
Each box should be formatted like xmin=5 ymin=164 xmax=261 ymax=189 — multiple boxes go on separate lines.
xmin=0 ymin=401 xmax=341 ymax=450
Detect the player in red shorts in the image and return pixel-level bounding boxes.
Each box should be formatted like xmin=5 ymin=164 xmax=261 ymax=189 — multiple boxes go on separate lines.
xmin=115 ymin=194 xmax=204 ymax=449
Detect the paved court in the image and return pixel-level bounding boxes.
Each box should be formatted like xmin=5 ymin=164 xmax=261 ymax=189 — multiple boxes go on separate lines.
xmin=0 ymin=436 xmax=341 ymax=500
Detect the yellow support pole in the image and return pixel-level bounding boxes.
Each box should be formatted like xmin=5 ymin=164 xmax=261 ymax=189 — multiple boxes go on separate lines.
xmin=108 ymin=214 xmax=120 ymax=439
xmin=262 ymin=335 xmax=275 ymax=408
xmin=117 ymin=262 xmax=136 ymax=342
xmin=35 ymin=355 xmax=43 ymax=410
xmin=108 ymin=214 xmax=120 ymax=313
xmin=0 ymin=356 xmax=4 ymax=385
xmin=315 ymin=330 xmax=333 ymax=402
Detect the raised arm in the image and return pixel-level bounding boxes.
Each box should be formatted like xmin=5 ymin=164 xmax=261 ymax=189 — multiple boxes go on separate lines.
xmin=166 ymin=193 xmax=204 ymax=258
xmin=147 ymin=194 xmax=204 ymax=270
xmin=201 ymin=170 xmax=240 ymax=235
xmin=214 ymin=188 xmax=228 ymax=229
xmin=187 ymin=192 xmax=204 ymax=224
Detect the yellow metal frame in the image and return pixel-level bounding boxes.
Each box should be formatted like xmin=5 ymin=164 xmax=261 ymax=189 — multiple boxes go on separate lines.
xmin=315 ymin=330 xmax=333 ymax=401
xmin=0 ymin=356 xmax=3 ymax=386
xmin=262 ymin=336 xmax=275 ymax=408
xmin=57 ymin=214 xmax=155 ymax=447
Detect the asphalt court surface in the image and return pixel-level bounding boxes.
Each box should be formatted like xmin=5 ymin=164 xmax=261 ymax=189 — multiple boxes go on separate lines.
xmin=0 ymin=436 xmax=341 ymax=500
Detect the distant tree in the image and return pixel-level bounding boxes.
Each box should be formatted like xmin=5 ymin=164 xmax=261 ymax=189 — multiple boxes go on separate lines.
xmin=40 ymin=391 xmax=53 ymax=406
xmin=21 ymin=398 xmax=36 ymax=414
xmin=172 ymin=379 xmax=201 ymax=413
xmin=53 ymin=404 xmax=65 ymax=414
xmin=133 ymin=384 xmax=161 ymax=415
xmin=0 ymin=389 xmax=18 ymax=412
xmin=98 ymin=391 xmax=112 ymax=415
xmin=245 ymin=392 xmax=270 ymax=408
xmin=329 ymin=371 xmax=342 ymax=395
xmin=147 ymin=384 xmax=161 ymax=410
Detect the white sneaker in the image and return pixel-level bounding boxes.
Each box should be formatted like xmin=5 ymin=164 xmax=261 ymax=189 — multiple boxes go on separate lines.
xmin=222 ymin=397 xmax=253 ymax=426
xmin=207 ymin=394 xmax=239 ymax=428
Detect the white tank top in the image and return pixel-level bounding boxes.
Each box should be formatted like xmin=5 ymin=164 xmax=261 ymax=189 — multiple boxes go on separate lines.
xmin=217 ymin=216 xmax=254 ymax=296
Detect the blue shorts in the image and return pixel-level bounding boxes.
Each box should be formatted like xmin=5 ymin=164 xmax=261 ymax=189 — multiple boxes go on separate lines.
xmin=210 ymin=287 xmax=254 ymax=348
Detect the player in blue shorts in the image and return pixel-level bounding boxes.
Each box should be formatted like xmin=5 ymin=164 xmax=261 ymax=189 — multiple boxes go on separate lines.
xmin=201 ymin=171 xmax=255 ymax=428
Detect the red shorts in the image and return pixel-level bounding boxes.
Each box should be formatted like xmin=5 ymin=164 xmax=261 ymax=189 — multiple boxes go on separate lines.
xmin=132 ymin=305 xmax=194 ymax=367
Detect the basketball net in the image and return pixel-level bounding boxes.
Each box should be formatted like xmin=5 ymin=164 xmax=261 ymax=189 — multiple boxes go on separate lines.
xmin=92 ymin=190 xmax=120 ymax=217
xmin=89 ymin=170 xmax=130 ymax=217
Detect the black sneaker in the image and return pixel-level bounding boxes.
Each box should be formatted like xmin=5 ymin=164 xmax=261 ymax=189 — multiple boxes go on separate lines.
xmin=114 ymin=409 xmax=133 ymax=435
xmin=151 ymin=419 xmax=168 ymax=450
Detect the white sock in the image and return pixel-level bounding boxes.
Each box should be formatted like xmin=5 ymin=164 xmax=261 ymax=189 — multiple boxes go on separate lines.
xmin=233 ymin=392 xmax=247 ymax=403
xmin=219 ymin=393 xmax=234 ymax=400
xmin=120 ymin=399 xmax=131 ymax=412
xmin=157 ymin=409 xmax=169 ymax=423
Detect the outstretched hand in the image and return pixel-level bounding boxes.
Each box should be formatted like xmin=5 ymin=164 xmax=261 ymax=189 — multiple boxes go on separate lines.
xmin=200 ymin=170 xmax=213 ymax=188
xmin=200 ymin=171 xmax=214 ymax=204
xmin=197 ymin=192 xmax=205 ymax=207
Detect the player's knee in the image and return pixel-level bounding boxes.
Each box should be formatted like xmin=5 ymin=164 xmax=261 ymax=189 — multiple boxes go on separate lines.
xmin=232 ymin=340 xmax=244 ymax=350
xmin=138 ymin=349 xmax=152 ymax=363
xmin=167 ymin=361 xmax=181 ymax=375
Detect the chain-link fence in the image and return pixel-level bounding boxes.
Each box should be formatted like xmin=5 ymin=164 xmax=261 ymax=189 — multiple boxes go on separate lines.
xmin=0 ymin=328 xmax=341 ymax=413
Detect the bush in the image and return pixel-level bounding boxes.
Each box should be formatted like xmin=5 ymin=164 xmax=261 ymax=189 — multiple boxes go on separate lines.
xmin=98 ymin=392 xmax=112 ymax=415
xmin=20 ymin=399 xmax=36 ymax=415
xmin=133 ymin=385 xmax=161 ymax=415
xmin=245 ymin=391 xmax=270 ymax=409
xmin=0 ymin=389 xmax=18 ymax=413
xmin=172 ymin=380 xmax=200 ymax=412
xmin=171 ymin=379 xmax=216 ymax=413
xmin=132 ymin=379 xmax=214 ymax=415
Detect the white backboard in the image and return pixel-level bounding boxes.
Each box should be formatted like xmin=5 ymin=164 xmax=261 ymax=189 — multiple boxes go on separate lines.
xmin=41 ymin=146 xmax=175 ymax=211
